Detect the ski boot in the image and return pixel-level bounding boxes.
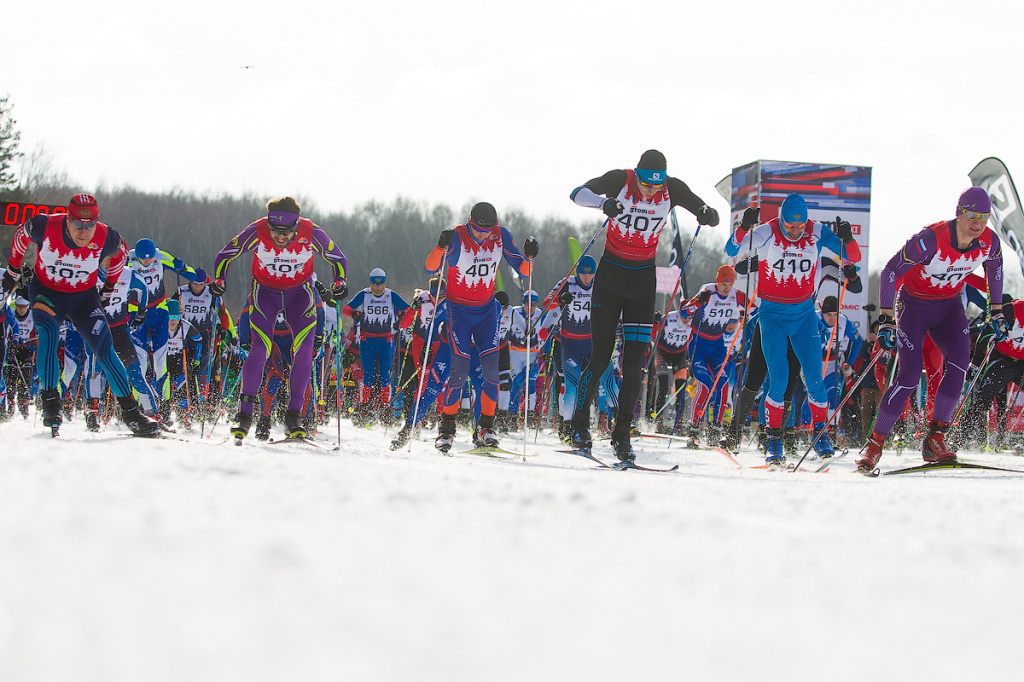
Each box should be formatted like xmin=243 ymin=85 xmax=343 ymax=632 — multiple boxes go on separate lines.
xmin=283 ymin=409 xmax=306 ymax=439
xmin=569 ymin=409 xmax=593 ymax=453
xmin=856 ymin=430 xmax=884 ymax=475
xmin=922 ymin=420 xmax=956 ymax=464
xmin=597 ymin=412 xmax=610 ymax=435
xmin=783 ymin=427 xmax=797 ymax=457
xmin=85 ymin=398 xmax=101 ymax=432
xmin=764 ymin=428 xmax=786 ymax=470
xmin=41 ymin=388 xmax=63 ymax=437
xmin=686 ymin=425 xmax=701 ymax=450
xmin=474 ymin=414 xmax=500 ymax=448
xmin=811 ymin=422 xmax=835 ymax=462
xmin=254 ymin=416 xmax=271 ymax=441
xmin=721 ymin=422 xmax=740 ymax=452
xmin=610 ymin=428 xmax=636 ymax=465
xmin=230 ymin=412 xmax=253 ymax=444
xmin=557 ymin=417 xmax=572 ymax=444
xmin=119 ymin=397 xmax=161 ymax=437
xmin=435 ymin=413 xmax=457 ymax=454
xmin=390 ymin=423 xmax=412 ymax=451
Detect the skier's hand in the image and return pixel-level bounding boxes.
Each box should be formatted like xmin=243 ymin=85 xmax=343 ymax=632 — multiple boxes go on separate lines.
xmin=991 ymin=312 xmax=1010 ymax=342
xmin=99 ymin=281 xmax=116 ymax=307
xmin=602 ymin=198 xmax=624 ymax=219
xmin=438 ymin=229 xmax=455 ymax=249
xmin=697 ymin=204 xmax=720 ymax=227
xmin=842 ymin=263 xmax=859 ymax=281
xmin=697 ymin=290 xmax=713 ymax=306
xmin=130 ymin=308 xmax=148 ymax=330
xmin=173 ymin=257 xmax=186 ymax=271
xmin=350 ymin=310 xmax=362 ymax=323
xmin=315 ymin=280 xmax=333 ymax=305
xmin=523 ymin=236 xmax=539 ymax=259
xmin=209 ymin=278 xmax=226 ymax=297
xmin=653 ymin=311 xmax=663 ymax=325
xmin=331 ymin=279 xmax=348 ymax=302
xmin=877 ymin=313 xmax=896 ymax=349
xmin=1 ymin=269 xmax=21 ymax=294
xmin=412 ymin=296 xmax=423 ymax=310
xmin=559 ymin=290 xmax=574 ymax=307
xmin=835 ymin=216 xmax=854 ymax=243
xmin=740 ymin=207 xmax=760 ymax=230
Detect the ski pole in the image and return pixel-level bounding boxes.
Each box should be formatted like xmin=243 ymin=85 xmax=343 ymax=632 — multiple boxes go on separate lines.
xmin=523 ymin=265 xmax=534 ymax=458
xmin=791 ymin=348 xmax=887 ymax=472
xmin=948 ymin=335 xmax=997 ymax=440
xmin=409 ymin=246 xmax=449 ymax=449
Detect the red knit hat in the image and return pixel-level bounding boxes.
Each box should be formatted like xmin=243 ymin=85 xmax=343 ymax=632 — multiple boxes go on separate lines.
xmin=68 ymin=194 xmax=99 ymax=222
xmin=716 ymin=265 xmax=736 ymax=283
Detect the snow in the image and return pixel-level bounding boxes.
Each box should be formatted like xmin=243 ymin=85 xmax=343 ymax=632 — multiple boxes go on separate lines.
xmin=2 ymin=414 xmax=1024 ymax=682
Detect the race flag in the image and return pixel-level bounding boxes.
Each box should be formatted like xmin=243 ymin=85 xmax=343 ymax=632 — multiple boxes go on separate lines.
xmin=969 ymin=157 xmax=1024 ymax=276
xmin=667 ymin=209 xmax=688 ymax=298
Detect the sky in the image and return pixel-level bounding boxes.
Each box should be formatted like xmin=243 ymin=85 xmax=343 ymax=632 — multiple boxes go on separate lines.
xmin=7 ymin=0 xmax=1024 ymax=276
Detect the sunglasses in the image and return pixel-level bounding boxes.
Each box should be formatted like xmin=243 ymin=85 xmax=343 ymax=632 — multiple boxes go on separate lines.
xmin=783 ymin=220 xmax=807 ymax=229
xmin=637 ymin=178 xmax=664 ymax=190
xmin=959 ymin=207 xmax=991 ymax=221
xmin=370 ymin=277 xmax=386 ymax=286
xmin=68 ymin=217 xmax=97 ymax=231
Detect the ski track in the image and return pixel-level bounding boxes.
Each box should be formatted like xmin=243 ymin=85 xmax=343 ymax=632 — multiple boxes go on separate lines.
xmin=2 ymin=413 xmax=1024 ymax=682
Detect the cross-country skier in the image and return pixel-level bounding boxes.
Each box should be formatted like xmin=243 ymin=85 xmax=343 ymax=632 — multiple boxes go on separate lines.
xmin=568 ymin=149 xmax=720 ymax=463
xmin=857 ymin=187 xmax=1005 ymax=473
xmin=424 ymin=201 xmax=537 ymax=451
xmin=211 ymin=196 xmax=348 ymax=441
xmin=552 ymin=254 xmax=596 ymax=442
xmin=653 ymin=299 xmax=694 ymax=435
xmin=725 ymin=194 xmax=862 ymax=467
xmin=1 ymin=194 xmax=159 ymax=436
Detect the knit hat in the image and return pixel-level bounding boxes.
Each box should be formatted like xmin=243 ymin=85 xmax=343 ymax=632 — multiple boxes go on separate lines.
xmin=68 ymin=194 xmax=99 ymax=222
xmin=820 ymin=296 xmax=839 ymax=314
xmin=636 ymin=150 xmax=667 ymax=185
xmin=716 ymin=265 xmax=736 ymax=283
xmin=780 ymin=193 xmax=808 ymax=224
xmin=957 ymin=187 xmax=991 ymax=217
xmin=470 ymin=202 xmax=497 ymax=230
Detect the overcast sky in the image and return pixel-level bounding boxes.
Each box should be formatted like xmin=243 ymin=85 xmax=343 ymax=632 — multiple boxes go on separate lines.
xmin=8 ymin=0 xmax=1024 ymax=276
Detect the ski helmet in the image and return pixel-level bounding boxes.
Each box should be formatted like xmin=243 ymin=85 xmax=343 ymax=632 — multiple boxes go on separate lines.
xmin=635 ymin=149 xmax=667 ymax=186
xmin=577 ymin=255 xmax=597 ymax=275
xmin=469 ymin=202 xmax=498 ymax=230
xmin=369 ymin=268 xmax=386 ymax=285
xmin=780 ymin=194 xmax=807 ymax=225
xmin=134 ymin=238 xmax=157 ymax=260
xmin=957 ymin=187 xmax=991 ymax=217
xmin=523 ymin=290 xmax=539 ymax=306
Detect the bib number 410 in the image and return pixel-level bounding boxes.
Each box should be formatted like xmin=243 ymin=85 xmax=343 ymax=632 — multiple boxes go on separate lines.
xmin=771 ymin=258 xmax=812 ymax=275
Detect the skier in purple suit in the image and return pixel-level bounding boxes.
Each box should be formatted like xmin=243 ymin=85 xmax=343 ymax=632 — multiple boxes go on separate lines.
xmin=210 ymin=196 xmax=348 ymax=441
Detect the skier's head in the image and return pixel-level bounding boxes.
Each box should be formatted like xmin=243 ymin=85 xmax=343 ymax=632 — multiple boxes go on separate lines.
xmin=14 ymin=295 xmax=29 ymax=314
xmin=956 ymin=187 xmax=992 ymax=243
xmin=716 ymin=264 xmax=736 ymax=295
xmin=469 ymin=202 xmax=498 ymax=233
xmin=166 ymin=299 xmax=181 ymax=330
xmin=523 ymin=289 xmax=539 ymax=310
xmin=266 ymin=196 xmax=301 ymax=246
xmin=820 ymin=295 xmax=839 ymax=326
xmin=780 ymin=193 xmax=808 ymax=238
xmin=134 ymin=238 xmax=157 ymax=263
xmin=635 ymin=149 xmax=667 ymax=198
xmin=189 ymin=268 xmax=208 ymax=294
xmin=495 ymin=290 xmax=510 ymax=308
xmin=428 ymin=275 xmax=445 ymax=300
xmin=575 ymin=254 xmax=597 ymax=288
xmin=369 ymin=268 xmax=386 ymax=294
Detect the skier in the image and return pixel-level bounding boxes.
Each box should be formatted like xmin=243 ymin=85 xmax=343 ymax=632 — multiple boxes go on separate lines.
xmin=653 ymin=299 xmax=694 ymax=434
xmin=568 ymin=149 xmax=720 ymax=462
xmin=164 ymin=299 xmax=204 ymax=428
xmin=342 ymin=268 xmax=413 ymax=425
xmin=424 ymin=201 xmax=537 ymax=451
xmin=0 ymin=194 xmax=159 ymax=435
xmin=211 ymin=196 xmax=348 ymax=441
xmin=552 ymin=254 xmax=596 ymax=442
xmin=817 ymin=295 xmax=862 ymax=421
xmin=960 ymin=297 xmax=1022 ymax=449
xmin=6 ymin=296 xmax=33 ymax=419
xmin=725 ymin=194 xmax=862 ymax=467
xmin=856 ymin=187 xmax=1005 ymax=473
xmin=176 ymin=269 xmax=225 ymax=404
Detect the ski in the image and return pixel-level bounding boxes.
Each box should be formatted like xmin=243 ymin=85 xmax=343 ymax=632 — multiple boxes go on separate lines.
xmin=813 ymin=450 xmax=848 ymax=473
xmin=883 ymin=460 xmax=1024 ymax=476
xmin=556 ymin=448 xmax=616 ymax=468
xmin=460 ymin=445 xmax=534 ymax=459
xmin=267 ymin=436 xmax=329 ymax=451
xmin=612 ymin=460 xmax=679 ymax=473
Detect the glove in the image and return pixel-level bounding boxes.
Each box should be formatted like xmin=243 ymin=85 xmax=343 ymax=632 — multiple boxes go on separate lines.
xmin=842 ymin=263 xmax=859 ymax=281
xmin=559 ymin=290 xmax=574 ymax=307
xmin=130 ymin=307 xmax=148 ymax=330
xmin=842 ymin=363 xmax=854 ymax=377
xmin=1 ymin=269 xmax=20 ymax=294
xmin=697 ymin=205 xmax=720 ymax=227
xmin=412 ymin=296 xmax=423 ymax=310
xmin=99 ymin=281 xmax=116 ymax=307
xmin=209 ymin=278 xmax=226 ymax=297
xmin=835 ymin=216 xmax=854 ymax=243
xmin=315 ymin=280 xmax=333 ymax=305
xmin=350 ymin=310 xmax=362 ymax=323
xmin=523 ymin=236 xmax=539 ymax=259
xmin=653 ymin=311 xmax=663 ymax=324
xmin=602 ymin=198 xmax=624 ymax=218
xmin=438 ymin=229 xmax=455 ymax=249
xmin=173 ymin=257 xmax=185 ymax=271
xmin=877 ymin=313 xmax=896 ymax=350
xmin=331 ymin=279 xmax=348 ymax=301
xmin=991 ymin=312 xmax=1010 ymax=342
xmin=697 ymin=290 xmax=713 ymax=306
xmin=741 ymin=207 xmax=760 ymax=229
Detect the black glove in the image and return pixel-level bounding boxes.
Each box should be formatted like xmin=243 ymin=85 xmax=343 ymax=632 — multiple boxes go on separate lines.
xmin=412 ymin=296 xmax=423 ymax=310
xmin=2 ymin=269 xmax=21 ymax=294
xmin=877 ymin=313 xmax=896 ymax=350
xmin=602 ymin=198 xmax=624 ymax=218
xmin=740 ymin=207 xmax=760 ymax=230
xmin=130 ymin=307 xmax=148 ymax=330
xmin=697 ymin=205 xmax=720 ymax=227
xmin=315 ymin=280 xmax=333 ymax=305
xmin=991 ymin=312 xmax=1010 ymax=342
xmin=842 ymin=263 xmax=859 ymax=281
xmin=523 ymin=236 xmax=539 ymax=259
xmin=350 ymin=310 xmax=362 ymax=323
xmin=559 ymin=290 xmax=574 ymax=307
xmin=697 ymin=290 xmax=713 ymax=306
xmin=653 ymin=311 xmax=663 ymax=324
xmin=209 ymin=278 xmax=226 ymax=297
xmin=99 ymin=281 xmax=116 ymax=307
xmin=438 ymin=229 xmax=455 ymax=249
xmin=835 ymin=216 xmax=854 ymax=243
xmin=331 ymin=279 xmax=348 ymax=302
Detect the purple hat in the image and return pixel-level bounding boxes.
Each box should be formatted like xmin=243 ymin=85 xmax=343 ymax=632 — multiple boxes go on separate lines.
xmin=957 ymin=187 xmax=991 ymax=216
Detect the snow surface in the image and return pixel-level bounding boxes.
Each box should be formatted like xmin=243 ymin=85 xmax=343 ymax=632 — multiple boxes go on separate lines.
xmin=2 ymin=413 xmax=1024 ymax=682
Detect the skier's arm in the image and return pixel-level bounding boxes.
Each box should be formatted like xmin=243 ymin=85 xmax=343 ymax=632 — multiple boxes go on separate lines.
xmin=500 ymin=227 xmax=532 ymax=278
xmin=879 ymin=227 xmax=939 ymax=311
xmin=817 ymin=224 xmax=862 ymax=263
xmin=159 ymin=250 xmax=199 ymax=281
xmin=5 ymin=215 xmax=47 ymax=271
xmin=569 ymin=170 xmax=628 ymax=207
xmin=310 ymin=224 xmax=349 ymax=282
xmin=213 ymin=223 xmax=261 ymax=281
